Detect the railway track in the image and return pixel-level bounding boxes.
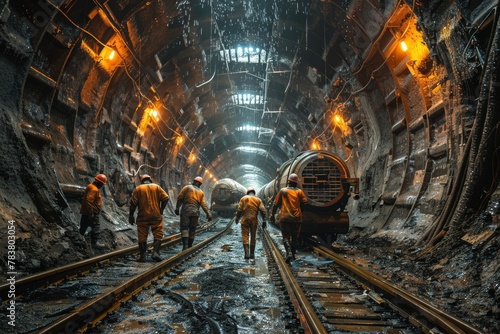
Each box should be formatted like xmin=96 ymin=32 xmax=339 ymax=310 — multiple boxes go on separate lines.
xmin=0 ymin=220 xmax=220 ymax=301
xmin=310 ymin=242 xmax=484 ymax=334
xmin=2 ymin=218 xmax=228 ymax=334
xmin=262 ymin=228 xmax=485 ymax=334
xmin=4 ymin=219 xmax=485 ymax=334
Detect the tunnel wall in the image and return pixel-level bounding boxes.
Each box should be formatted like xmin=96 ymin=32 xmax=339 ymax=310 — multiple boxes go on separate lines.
xmin=0 ymin=0 xmax=498 ymax=277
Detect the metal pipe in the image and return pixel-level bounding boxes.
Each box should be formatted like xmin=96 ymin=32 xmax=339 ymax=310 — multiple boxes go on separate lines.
xmin=59 ymin=184 xmax=86 ymax=196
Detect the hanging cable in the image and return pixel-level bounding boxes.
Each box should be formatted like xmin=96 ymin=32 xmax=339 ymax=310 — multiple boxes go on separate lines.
xmin=304 ymin=0 xmax=416 ymax=149
xmin=47 ymin=0 xmax=213 ymax=172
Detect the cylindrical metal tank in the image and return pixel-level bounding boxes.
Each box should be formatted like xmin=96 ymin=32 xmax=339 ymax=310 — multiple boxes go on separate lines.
xmin=258 ymin=150 xmax=359 ymax=236
xmin=210 ymin=178 xmax=247 ymax=217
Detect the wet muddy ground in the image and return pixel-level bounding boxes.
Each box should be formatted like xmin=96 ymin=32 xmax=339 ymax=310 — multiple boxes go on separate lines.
xmin=341 ymin=229 xmax=500 ymax=333
xmin=91 ymin=222 xmax=289 ymax=334
xmin=10 ymin=217 xmax=499 ymax=333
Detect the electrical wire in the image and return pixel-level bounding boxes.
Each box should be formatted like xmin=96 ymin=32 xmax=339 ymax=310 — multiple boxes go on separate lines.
xmin=304 ymin=0 xmax=416 ymax=149
xmin=47 ymin=0 xmax=215 ymax=173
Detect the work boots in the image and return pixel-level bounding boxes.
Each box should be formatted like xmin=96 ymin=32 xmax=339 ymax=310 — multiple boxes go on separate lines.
xmin=182 ymin=237 xmax=189 ymax=250
xmin=291 ymin=241 xmax=297 ymax=261
xmin=250 ymin=244 xmax=256 ymax=259
xmin=188 ymin=238 xmax=195 ymax=247
xmin=243 ymin=244 xmax=250 ymax=259
xmin=283 ymin=239 xmax=293 ymax=263
xmin=137 ymin=242 xmax=147 ymax=262
xmin=152 ymin=239 xmax=162 ymax=262
xmin=92 ymin=241 xmax=106 ymax=249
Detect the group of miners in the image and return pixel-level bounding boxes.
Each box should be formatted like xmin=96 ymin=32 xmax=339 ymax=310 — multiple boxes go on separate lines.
xmin=79 ymin=172 xmax=307 ymax=264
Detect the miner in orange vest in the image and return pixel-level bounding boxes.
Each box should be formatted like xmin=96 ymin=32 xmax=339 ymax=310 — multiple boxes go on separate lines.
xmin=175 ymin=176 xmax=212 ymax=250
xmin=129 ymin=174 xmax=169 ymax=262
xmin=79 ymin=174 xmax=107 ymax=249
xmin=270 ymin=173 xmax=308 ymax=263
xmin=235 ymin=187 xmax=267 ymax=260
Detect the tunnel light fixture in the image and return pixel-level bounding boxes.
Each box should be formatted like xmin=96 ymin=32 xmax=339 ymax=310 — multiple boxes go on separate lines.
xmin=400 ymin=41 xmax=408 ymax=52
xmin=236 ymin=146 xmax=267 ymax=154
xmin=99 ymin=46 xmax=117 ymax=62
xmin=236 ymin=125 xmax=260 ymax=132
xmin=220 ymin=46 xmax=266 ymax=63
xmin=232 ymin=93 xmax=264 ymax=105
xmin=147 ymin=108 xmax=159 ymax=123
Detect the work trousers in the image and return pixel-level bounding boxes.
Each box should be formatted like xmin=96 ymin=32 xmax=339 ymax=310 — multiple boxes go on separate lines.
xmin=137 ymin=220 xmax=163 ymax=242
xmin=79 ymin=214 xmax=100 ymax=243
xmin=241 ymin=220 xmax=258 ymax=246
xmin=180 ymin=215 xmax=199 ymax=238
xmin=280 ymin=221 xmax=302 ymax=253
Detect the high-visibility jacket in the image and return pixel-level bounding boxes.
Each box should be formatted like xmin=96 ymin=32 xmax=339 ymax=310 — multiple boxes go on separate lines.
xmin=176 ymin=185 xmax=211 ymax=218
xmin=80 ymin=183 xmax=102 ymax=216
xmin=236 ymin=195 xmax=267 ymax=223
xmin=130 ymin=183 xmax=169 ymax=223
xmin=273 ymin=187 xmax=308 ymax=223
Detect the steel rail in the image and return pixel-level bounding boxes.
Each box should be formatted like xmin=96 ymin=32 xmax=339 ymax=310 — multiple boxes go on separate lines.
xmin=262 ymin=229 xmax=328 ymax=334
xmin=34 ymin=218 xmax=233 ymax=334
xmin=0 ymin=220 xmax=217 ymax=301
xmin=313 ymin=244 xmax=484 ymax=334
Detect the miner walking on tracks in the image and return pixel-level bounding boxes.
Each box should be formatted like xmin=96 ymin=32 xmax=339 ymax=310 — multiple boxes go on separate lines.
xmin=175 ymin=176 xmax=212 ymax=250
xmin=235 ymin=187 xmax=267 ymax=260
xmin=129 ymin=174 xmax=169 ymax=262
xmin=79 ymin=173 xmax=107 ymax=249
xmin=270 ymin=173 xmax=308 ymax=263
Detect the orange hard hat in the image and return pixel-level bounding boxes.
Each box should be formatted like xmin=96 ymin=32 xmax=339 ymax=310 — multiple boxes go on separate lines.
xmin=288 ymin=173 xmax=300 ymax=183
xmin=94 ymin=174 xmax=107 ymax=185
xmin=194 ymin=176 xmax=203 ymax=184
xmin=246 ymin=187 xmax=256 ymax=195
xmin=140 ymin=174 xmax=151 ymax=182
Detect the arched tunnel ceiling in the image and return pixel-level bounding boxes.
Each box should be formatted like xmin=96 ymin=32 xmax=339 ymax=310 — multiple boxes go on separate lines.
xmin=7 ymin=0 xmax=495 ymax=194
xmin=4 ymin=1 xmax=500 ymax=328
xmin=68 ymin=0 xmax=348 ymax=186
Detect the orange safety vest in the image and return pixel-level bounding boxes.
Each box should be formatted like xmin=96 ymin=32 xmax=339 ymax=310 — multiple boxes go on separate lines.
xmin=80 ymin=183 xmax=102 ymax=215
xmin=274 ymin=187 xmax=308 ymax=222
xmin=131 ymin=183 xmax=169 ymax=223
xmin=176 ymin=185 xmax=211 ymax=217
xmin=236 ymin=195 xmax=267 ymax=223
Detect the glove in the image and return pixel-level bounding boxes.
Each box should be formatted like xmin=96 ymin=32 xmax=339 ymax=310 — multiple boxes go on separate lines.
xmin=207 ymin=216 xmax=213 ymax=221
xmin=129 ymin=216 xmax=135 ymax=225
xmin=262 ymin=220 xmax=267 ymax=229
xmin=174 ymin=208 xmax=179 ymax=215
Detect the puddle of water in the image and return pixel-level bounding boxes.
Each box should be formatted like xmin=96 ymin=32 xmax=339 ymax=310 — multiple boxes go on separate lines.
xmin=236 ymin=267 xmax=256 ymax=275
xmin=233 ymin=258 xmax=270 ymax=277
xmin=235 ymin=307 xmax=287 ymax=334
xmin=169 ymin=282 xmax=201 ymax=296
xmin=298 ymin=255 xmax=334 ymax=265
xmin=171 ymin=323 xmax=188 ymax=333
